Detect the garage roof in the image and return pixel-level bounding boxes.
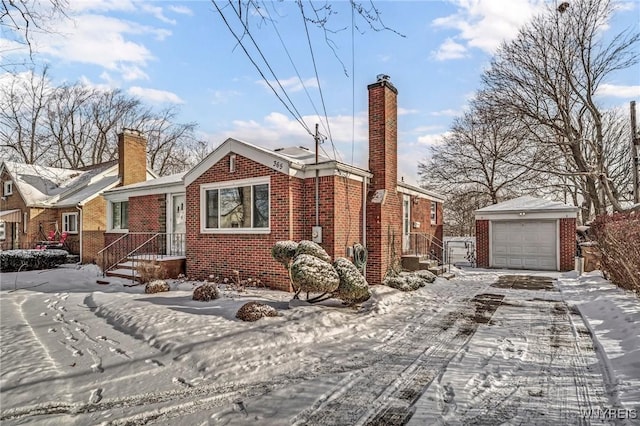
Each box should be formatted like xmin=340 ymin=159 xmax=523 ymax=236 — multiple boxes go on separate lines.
xmin=476 ymin=196 xmax=579 ymax=214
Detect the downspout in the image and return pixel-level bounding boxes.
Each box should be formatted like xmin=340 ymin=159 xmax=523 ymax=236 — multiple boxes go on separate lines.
xmin=362 ymin=176 xmax=367 ymax=276
xmin=76 ymin=204 xmax=83 ymax=263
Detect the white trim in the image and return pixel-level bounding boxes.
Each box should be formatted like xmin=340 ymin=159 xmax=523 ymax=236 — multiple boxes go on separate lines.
xmin=476 ymin=211 xmax=577 ymax=221
xmin=185 ymin=138 xmax=299 ymax=187
xmin=402 ymin=195 xmax=410 ymax=252
xmin=397 ymin=184 xmax=445 ymax=203
xmin=62 ymin=212 xmax=79 ymax=234
xmin=200 ymin=176 xmax=271 ymax=234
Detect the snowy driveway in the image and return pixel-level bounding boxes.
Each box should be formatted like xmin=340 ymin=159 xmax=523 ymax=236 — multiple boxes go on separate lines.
xmin=1 ymin=266 xmax=638 ymax=425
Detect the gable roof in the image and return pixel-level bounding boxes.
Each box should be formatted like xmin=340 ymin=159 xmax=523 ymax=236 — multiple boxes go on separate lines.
xmin=184 ymin=137 xmax=371 ymax=187
xmin=475 ymin=196 xmax=579 ymax=214
xmin=1 ymin=160 xmax=154 ymax=207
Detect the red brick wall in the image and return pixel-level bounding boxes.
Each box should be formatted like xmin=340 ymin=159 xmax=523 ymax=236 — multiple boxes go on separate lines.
xmin=128 ymin=194 xmax=166 ymax=233
xmin=476 ymin=219 xmax=490 ymax=268
xmin=366 ymin=79 xmax=402 ymax=284
xmin=333 ymin=176 xmax=364 ymax=258
xmin=186 ymin=154 xmax=295 ymax=291
xmin=559 ymin=217 xmax=576 ymax=271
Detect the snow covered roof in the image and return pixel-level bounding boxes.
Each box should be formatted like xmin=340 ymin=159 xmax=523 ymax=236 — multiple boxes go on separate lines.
xmin=104 ymin=172 xmax=186 ymax=199
xmin=1 ymin=160 xmax=118 ymax=207
xmin=475 ymin=196 xmax=579 ymax=214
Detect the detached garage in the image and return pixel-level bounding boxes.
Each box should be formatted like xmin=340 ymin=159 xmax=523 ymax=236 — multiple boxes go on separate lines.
xmin=475 ymin=196 xmax=579 ymax=271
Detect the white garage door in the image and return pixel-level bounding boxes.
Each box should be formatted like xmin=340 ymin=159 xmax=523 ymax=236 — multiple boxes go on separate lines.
xmin=491 ymin=220 xmax=557 ymax=270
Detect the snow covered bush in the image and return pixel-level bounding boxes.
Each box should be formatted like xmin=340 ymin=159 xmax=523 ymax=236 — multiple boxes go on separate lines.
xmin=383 ymin=271 xmax=432 ymax=292
xmin=192 ymin=283 xmax=220 ymax=301
xmin=236 ymin=301 xmax=278 ymax=322
xmin=414 ymin=269 xmax=437 ymax=283
xmin=145 ymin=280 xmax=170 ymax=294
xmin=137 ymin=262 xmax=167 ymax=284
xmin=294 ymin=240 xmax=332 ymax=263
xmin=0 ymin=249 xmax=68 ymax=272
xmin=271 ymin=240 xmax=299 ymax=267
xmin=591 ymin=212 xmax=640 ymax=294
xmin=290 ymin=254 xmax=340 ymax=294
xmin=333 ymin=257 xmax=371 ymax=304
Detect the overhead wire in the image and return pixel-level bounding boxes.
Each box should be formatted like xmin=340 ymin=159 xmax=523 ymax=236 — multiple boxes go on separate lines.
xmin=260 ymin=0 xmax=332 ymax=140
xmin=212 ymin=0 xmax=313 ymax=137
xmin=297 ymin=0 xmax=340 ymax=162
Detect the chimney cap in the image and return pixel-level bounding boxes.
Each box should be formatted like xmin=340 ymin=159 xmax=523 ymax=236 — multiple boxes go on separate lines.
xmin=376 ymin=74 xmax=391 ymax=82
xmin=122 ymin=128 xmax=143 ymax=136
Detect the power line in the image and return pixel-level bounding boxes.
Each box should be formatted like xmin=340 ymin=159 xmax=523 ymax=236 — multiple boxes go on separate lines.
xmin=260 ymin=0 xmax=332 ymax=140
xmin=298 ymin=0 xmax=340 ymax=161
xmin=212 ymin=1 xmax=313 ymax=137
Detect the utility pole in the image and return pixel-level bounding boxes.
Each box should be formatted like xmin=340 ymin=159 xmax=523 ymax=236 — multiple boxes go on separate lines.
xmin=315 ymin=123 xmax=320 ymax=226
xmin=631 ymin=101 xmax=639 ymax=204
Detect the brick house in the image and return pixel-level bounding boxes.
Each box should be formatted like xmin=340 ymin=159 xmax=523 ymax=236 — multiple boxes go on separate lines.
xmin=102 ymin=77 xmax=444 ymax=289
xmin=475 ymin=196 xmax=578 ymax=271
xmin=0 ymin=130 xmax=156 ymax=263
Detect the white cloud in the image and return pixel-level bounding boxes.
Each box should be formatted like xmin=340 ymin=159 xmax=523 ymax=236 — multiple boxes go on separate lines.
xmin=35 ymin=15 xmax=159 ymax=70
xmin=398 ymin=107 xmax=419 ymax=116
xmin=432 ymin=0 xmax=544 ymax=57
xmin=211 ymin=89 xmax=242 ymax=104
xmin=168 ymin=5 xmax=194 ymax=16
xmin=430 ymin=108 xmax=460 ymax=117
xmin=141 ymin=4 xmax=176 ymax=25
xmin=204 ymin=111 xmax=369 ymax=167
xmin=432 ymin=38 xmax=467 ymax=61
xmin=257 ymin=77 xmax=319 ymax=93
xmin=128 ymin=86 xmax=184 ymax=104
xmin=597 ymin=84 xmax=640 ymax=98
xmin=417 ymin=132 xmax=450 ymax=147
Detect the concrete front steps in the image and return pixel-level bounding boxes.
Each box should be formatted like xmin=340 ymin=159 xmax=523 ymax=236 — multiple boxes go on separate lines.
xmin=401 ymin=255 xmax=456 ymax=279
xmin=103 ymin=256 xmax=186 ymax=284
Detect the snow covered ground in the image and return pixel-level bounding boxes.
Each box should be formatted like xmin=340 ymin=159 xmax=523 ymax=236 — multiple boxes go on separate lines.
xmin=0 ymin=264 xmax=638 ymax=425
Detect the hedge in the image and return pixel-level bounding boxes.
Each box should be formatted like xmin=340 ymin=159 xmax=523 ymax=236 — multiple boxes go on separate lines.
xmin=0 ymin=249 xmax=69 ymax=272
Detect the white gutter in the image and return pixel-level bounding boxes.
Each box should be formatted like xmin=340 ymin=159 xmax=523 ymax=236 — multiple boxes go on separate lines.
xmin=76 ymin=204 xmax=83 ymax=263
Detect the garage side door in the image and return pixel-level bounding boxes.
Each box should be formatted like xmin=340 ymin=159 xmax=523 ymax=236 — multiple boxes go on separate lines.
xmin=491 ymin=220 xmax=557 ymax=270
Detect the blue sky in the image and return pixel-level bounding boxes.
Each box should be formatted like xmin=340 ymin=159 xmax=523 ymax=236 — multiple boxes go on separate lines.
xmin=1 ymin=0 xmax=639 ymax=185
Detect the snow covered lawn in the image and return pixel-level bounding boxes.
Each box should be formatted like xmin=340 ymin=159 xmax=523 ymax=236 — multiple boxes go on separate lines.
xmin=1 ymin=265 xmax=638 ymax=425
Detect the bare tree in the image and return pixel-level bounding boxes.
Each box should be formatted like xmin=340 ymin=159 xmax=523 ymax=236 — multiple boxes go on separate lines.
xmin=0 ymin=66 xmax=52 ymax=163
xmin=0 ymin=71 xmax=210 ymax=175
xmin=1 ymin=0 xmax=69 ymax=69
xmin=481 ymin=0 xmax=639 ymax=217
xmin=419 ymin=101 xmax=544 ymax=205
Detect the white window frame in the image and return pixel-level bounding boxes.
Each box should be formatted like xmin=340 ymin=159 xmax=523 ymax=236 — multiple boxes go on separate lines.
xmin=107 ymin=199 xmax=129 ymax=233
xmin=62 ymin=212 xmax=79 ymax=234
xmin=200 ymin=176 xmax=271 ymax=234
xmin=3 ymin=180 xmax=13 ymax=196
xmin=431 ymin=201 xmax=437 ymax=224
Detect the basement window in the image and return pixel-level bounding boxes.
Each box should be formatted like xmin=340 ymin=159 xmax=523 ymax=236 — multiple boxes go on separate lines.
xmin=201 ymin=177 xmax=270 ymax=233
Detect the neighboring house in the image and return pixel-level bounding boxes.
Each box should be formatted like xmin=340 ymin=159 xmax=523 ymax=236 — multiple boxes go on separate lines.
xmin=475 ymin=196 xmax=579 ymax=271
xmin=0 ymin=130 xmax=156 ymax=263
xmin=102 ymin=76 xmax=444 ymax=289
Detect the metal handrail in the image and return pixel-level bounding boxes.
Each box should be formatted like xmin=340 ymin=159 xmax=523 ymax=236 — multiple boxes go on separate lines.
xmin=99 ymin=232 xmax=186 ymax=279
xmin=405 ymin=232 xmax=444 ymax=262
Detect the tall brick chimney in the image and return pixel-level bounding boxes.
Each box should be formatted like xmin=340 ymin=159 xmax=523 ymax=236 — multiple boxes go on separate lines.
xmin=118 ymin=129 xmax=147 ymax=186
xmin=366 ymin=74 xmax=402 ymax=285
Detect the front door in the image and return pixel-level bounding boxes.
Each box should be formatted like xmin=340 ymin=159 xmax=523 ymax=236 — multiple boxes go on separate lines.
xmin=170 ymin=194 xmax=186 ymax=255
xmin=403 ymin=195 xmax=411 ymax=252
